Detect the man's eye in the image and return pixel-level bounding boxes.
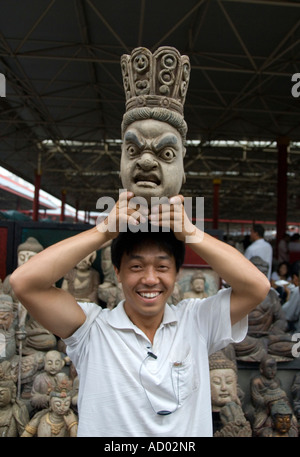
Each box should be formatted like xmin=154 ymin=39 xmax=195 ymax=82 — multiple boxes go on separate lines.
xmin=160 ymin=149 xmax=175 ymax=161
xmin=131 ymin=264 xmax=142 ymax=270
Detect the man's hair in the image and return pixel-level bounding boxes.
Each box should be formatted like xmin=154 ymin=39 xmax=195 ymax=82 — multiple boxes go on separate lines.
xmin=253 ymin=224 xmax=265 ymax=238
xmin=111 ymin=227 xmax=185 ymax=272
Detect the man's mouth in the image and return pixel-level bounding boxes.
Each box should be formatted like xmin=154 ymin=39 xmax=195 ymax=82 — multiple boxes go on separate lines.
xmin=137 ymin=291 xmax=162 ymax=299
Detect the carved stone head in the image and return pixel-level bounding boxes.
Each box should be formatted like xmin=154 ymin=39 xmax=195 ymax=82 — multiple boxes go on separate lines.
xmin=209 ymin=351 xmax=240 ymax=412
xmin=17 ymin=237 xmax=44 ymax=266
xmin=120 ymin=47 xmax=191 ymax=202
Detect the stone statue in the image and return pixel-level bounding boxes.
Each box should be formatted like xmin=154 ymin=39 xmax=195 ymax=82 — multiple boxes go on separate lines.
xmin=62 ymin=251 xmax=100 ymax=304
xmin=291 ymin=373 xmax=300 ymax=434
xmin=22 ymin=380 xmax=78 ymax=437
xmin=0 ymin=294 xmax=45 ymax=398
xmin=3 ymin=236 xmax=44 ymax=302
xmin=209 ymin=351 xmax=252 ymax=437
xmin=183 ymin=271 xmax=208 ymax=300
xmin=213 ymin=401 xmax=252 ymax=437
xmin=0 ymin=294 xmax=17 ymax=363
xmin=167 ymin=281 xmax=183 ymax=305
xmin=98 ymin=243 xmax=125 ymax=309
xmin=120 ymin=47 xmax=190 ymax=204
xmin=30 ymin=350 xmax=70 ymax=411
xmin=250 ymin=355 xmax=298 ymax=436
xmin=234 ymin=256 xmax=295 ymax=361
xmin=0 ymin=360 xmax=29 ymax=436
xmin=267 ymin=401 xmax=297 ymax=437
xmin=3 ymin=237 xmax=57 ymax=356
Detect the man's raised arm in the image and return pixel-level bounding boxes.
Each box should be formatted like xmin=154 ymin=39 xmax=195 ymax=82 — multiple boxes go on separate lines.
xmin=149 ymin=195 xmax=271 ymax=325
xmin=9 ymin=192 xmax=141 ymax=339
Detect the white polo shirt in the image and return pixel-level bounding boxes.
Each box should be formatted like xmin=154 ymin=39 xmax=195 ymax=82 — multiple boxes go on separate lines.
xmin=64 ymin=288 xmax=247 ymax=437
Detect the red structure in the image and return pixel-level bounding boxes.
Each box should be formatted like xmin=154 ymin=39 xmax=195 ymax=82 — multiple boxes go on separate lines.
xmin=276 ymin=137 xmax=289 ymax=253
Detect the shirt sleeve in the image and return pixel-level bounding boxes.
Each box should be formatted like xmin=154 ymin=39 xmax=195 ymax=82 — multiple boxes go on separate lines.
xmin=193 ymin=288 xmax=248 ymax=355
xmin=62 ymin=302 xmax=102 ymax=366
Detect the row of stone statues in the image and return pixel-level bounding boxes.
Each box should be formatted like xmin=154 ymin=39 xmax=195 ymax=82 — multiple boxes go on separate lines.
xmin=1 ymin=341 xmax=300 ymax=437
xmin=0 ymin=236 xmax=299 ymax=436
xmin=210 ymin=349 xmax=300 ymax=437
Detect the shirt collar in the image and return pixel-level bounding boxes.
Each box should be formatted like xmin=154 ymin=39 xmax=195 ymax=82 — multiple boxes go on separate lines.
xmin=106 ymin=300 xmax=178 ymax=331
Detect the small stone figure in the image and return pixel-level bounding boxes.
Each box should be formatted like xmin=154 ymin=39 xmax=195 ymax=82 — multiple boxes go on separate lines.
xmin=0 ymin=294 xmax=17 ymax=363
xmin=291 ymin=373 xmax=300 ymax=434
xmin=167 ymin=281 xmax=183 ymax=305
xmin=250 ymin=355 xmax=298 ymax=436
xmin=30 ymin=350 xmax=70 ymax=410
xmin=259 ymin=400 xmax=297 ymax=437
xmin=234 ymin=256 xmax=295 ymax=361
xmin=62 ymin=251 xmax=100 ymax=304
xmin=3 ymin=237 xmax=57 ymax=356
xmin=98 ymin=244 xmax=124 ymax=309
xmin=0 ymin=360 xmax=29 ymax=436
xmin=213 ymin=401 xmax=252 ymax=437
xmin=209 ymin=351 xmax=251 ymax=436
xmin=183 ymin=271 xmax=208 ymax=300
xmin=22 ymin=380 xmax=77 ymax=437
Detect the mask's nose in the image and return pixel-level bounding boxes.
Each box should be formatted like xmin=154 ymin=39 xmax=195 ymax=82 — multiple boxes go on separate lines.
xmin=137 ymin=153 xmax=158 ymax=171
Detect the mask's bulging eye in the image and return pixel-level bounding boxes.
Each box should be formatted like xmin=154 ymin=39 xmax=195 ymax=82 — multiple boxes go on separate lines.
xmin=160 ymin=149 xmax=175 ymax=161
xmin=127 ymin=144 xmax=139 ymax=156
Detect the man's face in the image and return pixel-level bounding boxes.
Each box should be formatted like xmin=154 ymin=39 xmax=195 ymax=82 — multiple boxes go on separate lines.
xmin=114 ymin=242 xmax=177 ymax=323
xmin=120 ymin=119 xmax=185 ymax=202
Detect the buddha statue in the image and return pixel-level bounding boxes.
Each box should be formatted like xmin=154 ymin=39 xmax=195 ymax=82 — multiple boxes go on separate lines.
xmin=62 ymin=251 xmax=100 ymax=304
xmin=30 ymin=350 xmax=70 ymax=411
xmin=0 ymin=360 xmax=29 ymax=436
xmin=3 ymin=237 xmax=57 ymax=356
xmin=183 ymin=271 xmax=208 ymax=300
xmin=234 ymin=256 xmax=295 ymax=361
xmin=209 ymin=351 xmax=251 ymax=436
xmin=22 ymin=379 xmax=77 ymax=437
xmin=250 ymin=355 xmax=298 ymax=436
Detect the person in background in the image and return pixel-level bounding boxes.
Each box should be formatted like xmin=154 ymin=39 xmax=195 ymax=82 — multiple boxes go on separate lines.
xmin=244 ymin=224 xmax=273 ymax=280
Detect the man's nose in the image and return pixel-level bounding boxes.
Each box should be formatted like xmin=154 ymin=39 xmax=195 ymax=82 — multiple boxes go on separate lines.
xmin=137 ymin=153 xmax=158 ymax=171
xmin=141 ymin=266 xmax=159 ymax=285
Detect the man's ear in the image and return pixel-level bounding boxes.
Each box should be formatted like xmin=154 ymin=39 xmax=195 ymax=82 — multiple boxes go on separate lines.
xmin=113 ymin=265 xmax=121 ymax=283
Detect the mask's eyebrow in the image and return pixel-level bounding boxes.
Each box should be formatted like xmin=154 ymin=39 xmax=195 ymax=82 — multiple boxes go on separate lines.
xmin=124 ymin=131 xmax=144 ymax=149
xmin=154 ymin=134 xmax=178 ymax=151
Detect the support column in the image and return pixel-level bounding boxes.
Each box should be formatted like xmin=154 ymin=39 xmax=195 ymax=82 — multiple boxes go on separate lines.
xmin=32 ymin=170 xmax=41 ymax=221
xmin=75 ymin=199 xmax=79 ymax=223
xmin=60 ymin=189 xmax=66 ymax=222
xmin=276 ymin=137 xmax=289 ymax=254
xmin=213 ymin=178 xmax=221 ymax=229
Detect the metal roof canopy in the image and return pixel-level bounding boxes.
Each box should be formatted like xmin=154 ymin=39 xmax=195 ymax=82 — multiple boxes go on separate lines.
xmin=0 ymin=0 xmax=300 ymax=224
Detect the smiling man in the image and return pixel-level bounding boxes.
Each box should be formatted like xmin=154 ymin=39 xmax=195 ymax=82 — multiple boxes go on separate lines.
xmin=9 ymin=192 xmax=270 ymax=437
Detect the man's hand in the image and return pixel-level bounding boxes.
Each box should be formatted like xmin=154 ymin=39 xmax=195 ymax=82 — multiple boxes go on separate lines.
xmin=97 ymin=191 xmax=147 ymax=240
xmin=149 ymin=194 xmax=197 ymax=242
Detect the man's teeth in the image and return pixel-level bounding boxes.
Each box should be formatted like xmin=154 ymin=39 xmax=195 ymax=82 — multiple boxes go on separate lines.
xmin=139 ymin=292 xmax=160 ymax=298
